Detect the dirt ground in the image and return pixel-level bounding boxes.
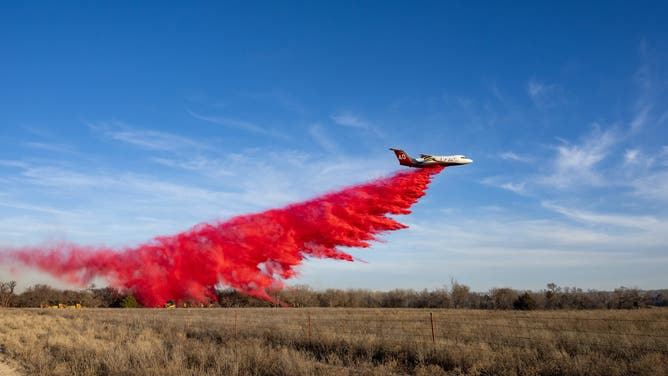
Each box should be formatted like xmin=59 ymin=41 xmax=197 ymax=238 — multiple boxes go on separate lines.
xmin=0 ymin=358 xmax=20 ymax=376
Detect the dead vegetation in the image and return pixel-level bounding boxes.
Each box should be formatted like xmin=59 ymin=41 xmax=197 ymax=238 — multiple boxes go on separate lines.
xmin=0 ymin=308 xmax=666 ymax=375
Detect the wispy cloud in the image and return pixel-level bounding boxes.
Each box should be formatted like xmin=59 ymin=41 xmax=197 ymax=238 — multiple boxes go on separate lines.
xmin=187 ymin=109 xmax=290 ymax=141
xmin=532 ymin=124 xmax=668 ymax=206
xmin=330 ymin=111 xmax=384 ymax=138
xmin=540 ymin=125 xmax=619 ymax=188
xmin=624 ymin=149 xmax=640 ymax=164
xmin=22 ymin=142 xmax=78 ymax=154
xmin=630 ymin=104 xmax=652 ymax=132
xmin=481 ymin=176 xmax=527 ymax=195
xmin=331 ymin=112 xmax=371 ymax=128
xmin=527 ymin=79 xmax=565 ymax=108
xmin=149 ymin=149 xmax=391 ymax=203
xmin=188 ymin=110 xmax=266 ymax=134
xmin=631 ymin=170 xmax=668 ymax=203
xmin=0 ymin=148 xmax=393 ymax=243
xmin=0 ymin=160 xmax=258 ymax=245
xmin=658 ymin=110 xmax=668 ymax=126
xmin=112 ymin=130 xmax=204 ymax=151
xmin=0 ymin=160 xmax=29 ymax=169
xmin=0 ymin=200 xmax=78 ymax=216
xmin=542 ymin=202 xmax=661 ymax=230
xmin=482 ymin=177 xmax=527 ymax=195
xmin=313 ymin=206 xmax=668 ymax=291
xmin=89 ymin=121 xmax=206 ymax=152
xmin=488 ymin=121 xmax=668 ymax=204
xmin=308 ymin=123 xmax=339 ymax=153
xmin=151 ymin=156 xmax=235 ymax=178
xmin=16 ymin=165 xmax=229 ymax=204
xmin=499 ymin=151 xmax=532 ymax=162
xmin=629 ymin=40 xmax=668 ymax=132
xmin=499 ymin=182 xmax=526 ymax=194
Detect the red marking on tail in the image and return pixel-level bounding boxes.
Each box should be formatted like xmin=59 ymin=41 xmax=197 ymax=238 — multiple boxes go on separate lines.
xmin=391 ymin=149 xmax=415 ymax=167
xmin=7 ymin=167 xmax=444 ymax=307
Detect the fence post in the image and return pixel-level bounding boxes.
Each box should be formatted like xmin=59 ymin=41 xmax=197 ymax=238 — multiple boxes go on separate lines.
xmin=234 ymin=312 xmax=238 ymax=339
xmin=430 ymin=312 xmax=435 ymax=344
xmin=308 ymin=312 xmax=312 ymax=341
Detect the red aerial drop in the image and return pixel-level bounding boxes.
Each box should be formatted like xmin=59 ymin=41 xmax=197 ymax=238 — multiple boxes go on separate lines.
xmin=8 ymin=167 xmax=443 ymax=307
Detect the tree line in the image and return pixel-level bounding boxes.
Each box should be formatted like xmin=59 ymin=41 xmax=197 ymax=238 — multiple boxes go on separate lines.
xmin=0 ymin=280 xmax=665 ymax=309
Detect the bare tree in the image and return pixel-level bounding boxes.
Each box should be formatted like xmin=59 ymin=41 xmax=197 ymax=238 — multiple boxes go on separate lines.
xmin=16 ymin=284 xmax=60 ymax=308
xmin=0 ymin=280 xmax=17 ymax=307
xmin=450 ymin=279 xmax=471 ymax=309
xmin=614 ymin=287 xmax=643 ymax=309
xmin=490 ymin=288 xmax=517 ymax=310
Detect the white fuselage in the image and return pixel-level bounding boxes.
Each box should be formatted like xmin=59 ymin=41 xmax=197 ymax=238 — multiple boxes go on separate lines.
xmin=414 ymin=155 xmax=473 ymax=166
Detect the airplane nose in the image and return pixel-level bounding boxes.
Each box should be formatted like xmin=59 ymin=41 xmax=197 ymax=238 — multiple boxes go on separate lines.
xmin=465 ymin=158 xmax=473 ymax=164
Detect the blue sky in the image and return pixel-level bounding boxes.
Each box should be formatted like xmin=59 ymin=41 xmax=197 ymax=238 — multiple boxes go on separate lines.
xmin=1 ymin=2 xmax=667 ymax=292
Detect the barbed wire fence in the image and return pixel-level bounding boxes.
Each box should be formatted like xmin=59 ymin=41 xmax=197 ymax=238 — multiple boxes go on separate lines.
xmin=166 ymin=310 xmax=668 ymax=355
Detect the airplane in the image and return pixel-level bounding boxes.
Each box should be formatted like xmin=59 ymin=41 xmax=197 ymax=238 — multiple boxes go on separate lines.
xmin=389 ymin=148 xmax=473 ymax=168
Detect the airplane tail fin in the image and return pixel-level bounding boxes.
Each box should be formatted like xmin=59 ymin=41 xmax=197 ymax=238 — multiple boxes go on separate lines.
xmin=389 ymin=148 xmax=415 ymax=167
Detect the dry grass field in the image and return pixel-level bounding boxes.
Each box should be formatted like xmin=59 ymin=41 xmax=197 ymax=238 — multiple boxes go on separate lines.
xmin=0 ymin=308 xmax=666 ymax=375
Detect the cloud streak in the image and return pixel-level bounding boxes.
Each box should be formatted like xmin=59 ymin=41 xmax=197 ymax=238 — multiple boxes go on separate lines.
xmin=308 ymin=123 xmax=339 ymax=153
xmin=481 ymin=177 xmax=527 ymax=195
xmin=331 ymin=111 xmax=384 ymax=137
xmin=22 ymin=142 xmax=78 ymax=155
xmin=542 ymin=202 xmax=661 ymax=230
xmin=89 ymin=122 xmax=207 ymax=152
xmin=188 ymin=110 xmax=266 ymax=134
xmin=499 ymin=151 xmax=532 ymax=162
xmin=188 ymin=110 xmax=290 ymax=140
xmin=331 ymin=112 xmax=371 ymax=128
xmin=540 ymin=126 xmax=619 ymax=188
xmin=527 ymin=79 xmax=565 ymax=108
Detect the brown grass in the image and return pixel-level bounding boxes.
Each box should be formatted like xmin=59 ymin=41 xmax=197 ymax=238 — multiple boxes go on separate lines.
xmin=0 ymin=308 xmax=666 ymax=375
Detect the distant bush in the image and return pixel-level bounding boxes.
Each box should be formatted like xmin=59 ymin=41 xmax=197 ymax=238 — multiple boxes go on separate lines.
xmin=490 ymin=288 xmax=517 ymax=310
xmin=513 ymin=292 xmax=537 ymax=310
xmin=120 ymin=294 xmax=140 ymax=308
xmin=450 ymin=279 xmax=470 ymax=309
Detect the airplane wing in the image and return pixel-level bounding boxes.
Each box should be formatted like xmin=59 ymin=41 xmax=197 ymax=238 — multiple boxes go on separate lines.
xmin=420 ymin=154 xmax=436 ymax=161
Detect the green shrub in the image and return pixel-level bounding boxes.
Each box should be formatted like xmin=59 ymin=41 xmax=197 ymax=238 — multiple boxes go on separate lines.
xmin=120 ymin=294 xmax=140 ymax=308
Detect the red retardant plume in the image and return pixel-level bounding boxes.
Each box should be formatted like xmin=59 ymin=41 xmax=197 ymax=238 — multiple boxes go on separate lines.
xmin=8 ymin=167 xmax=443 ymax=307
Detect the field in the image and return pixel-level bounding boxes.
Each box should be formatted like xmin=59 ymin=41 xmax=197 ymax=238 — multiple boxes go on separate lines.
xmin=0 ymin=308 xmax=666 ymax=375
